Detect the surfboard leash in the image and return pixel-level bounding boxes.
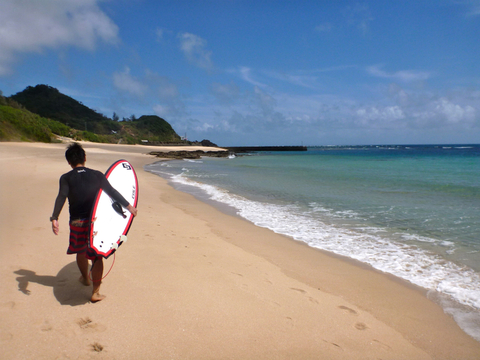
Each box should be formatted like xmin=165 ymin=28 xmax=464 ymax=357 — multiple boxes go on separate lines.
xmin=88 ymin=253 xmax=116 ymax=282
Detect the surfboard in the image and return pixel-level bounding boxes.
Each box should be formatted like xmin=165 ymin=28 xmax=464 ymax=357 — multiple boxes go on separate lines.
xmin=89 ymin=160 xmax=138 ymax=258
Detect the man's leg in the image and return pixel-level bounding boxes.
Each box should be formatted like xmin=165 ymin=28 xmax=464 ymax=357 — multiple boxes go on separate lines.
xmin=91 ymin=257 xmax=106 ymax=302
xmin=76 ymin=253 xmax=91 ymax=286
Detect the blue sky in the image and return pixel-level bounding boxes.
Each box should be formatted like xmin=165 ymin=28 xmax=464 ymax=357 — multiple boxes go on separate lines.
xmin=0 ymin=0 xmax=479 ymax=146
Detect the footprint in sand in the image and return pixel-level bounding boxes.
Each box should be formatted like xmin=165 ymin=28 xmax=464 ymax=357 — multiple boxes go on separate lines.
xmin=355 ymin=322 xmax=368 ymax=330
xmin=0 ymin=330 xmax=13 ymax=341
xmin=0 ymin=301 xmax=15 ymax=311
xmin=290 ymin=288 xmax=321 ymax=305
xmin=338 ymin=305 xmax=358 ymax=315
xmin=290 ymin=287 xmax=307 ymax=294
xmin=41 ymin=320 xmax=53 ymax=332
xmin=372 ymin=339 xmax=392 ymax=350
xmin=77 ymin=317 xmax=106 ymax=332
xmin=285 ymin=316 xmax=295 ymax=328
xmin=56 ymin=278 xmax=68 ymax=287
xmin=323 ymin=339 xmax=343 ymax=351
xmin=91 ymin=342 xmax=104 ymax=352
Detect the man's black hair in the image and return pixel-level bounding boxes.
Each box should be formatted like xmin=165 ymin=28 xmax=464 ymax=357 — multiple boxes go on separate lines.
xmin=65 ymin=143 xmax=86 ymax=167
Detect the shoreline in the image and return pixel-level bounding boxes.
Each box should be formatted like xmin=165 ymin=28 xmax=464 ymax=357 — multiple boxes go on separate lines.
xmin=149 ymin=153 xmax=480 ymax=343
xmin=146 ymin=159 xmax=432 ymax=286
xmin=1 ymin=141 xmax=479 ymax=359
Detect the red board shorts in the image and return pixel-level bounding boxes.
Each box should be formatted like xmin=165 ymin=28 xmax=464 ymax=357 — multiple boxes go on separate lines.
xmin=67 ymin=219 xmax=97 ymax=260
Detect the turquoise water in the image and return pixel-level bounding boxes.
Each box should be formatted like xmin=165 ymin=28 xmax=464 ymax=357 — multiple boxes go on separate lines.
xmin=145 ymin=144 xmax=480 ymax=340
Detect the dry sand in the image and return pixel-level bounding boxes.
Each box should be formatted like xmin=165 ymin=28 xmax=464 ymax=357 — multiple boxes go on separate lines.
xmin=1 ymin=141 xmax=479 ymax=359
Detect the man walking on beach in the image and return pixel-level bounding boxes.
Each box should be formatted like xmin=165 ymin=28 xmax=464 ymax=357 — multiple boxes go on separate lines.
xmin=50 ymin=143 xmax=137 ymax=302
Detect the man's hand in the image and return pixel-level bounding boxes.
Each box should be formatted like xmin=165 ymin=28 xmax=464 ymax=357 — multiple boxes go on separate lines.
xmin=126 ymin=204 xmax=138 ymax=217
xmin=52 ymin=220 xmax=60 ymax=235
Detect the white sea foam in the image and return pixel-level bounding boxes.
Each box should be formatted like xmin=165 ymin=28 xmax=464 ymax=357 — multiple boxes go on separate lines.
xmin=170 ymin=173 xmax=480 ymax=312
xmin=399 ymin=233 xmax=442 ymax=244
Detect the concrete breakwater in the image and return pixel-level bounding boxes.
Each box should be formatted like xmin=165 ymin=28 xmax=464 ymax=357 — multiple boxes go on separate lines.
xmin=225 ymin=146 xmax=307 ymax=153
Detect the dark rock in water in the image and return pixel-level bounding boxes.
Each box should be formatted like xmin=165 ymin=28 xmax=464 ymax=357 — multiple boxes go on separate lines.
xmin=149 ymin=150 xmax=229 ymax=159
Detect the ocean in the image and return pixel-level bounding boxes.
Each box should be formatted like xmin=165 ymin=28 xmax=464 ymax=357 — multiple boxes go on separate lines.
xmin=145 ymin=144 xmax=480 ymax=341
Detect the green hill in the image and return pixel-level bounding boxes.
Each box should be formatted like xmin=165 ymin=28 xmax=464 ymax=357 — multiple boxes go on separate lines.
xmin=6 ymin=84 xmax=182 ymax=144
xmin=11 ymin=85 xmax=117 ymax=134
xmin=120 ymin=115 xmax=181 ymax=143
xmin=0 ymin=95 xmax=70 ymax=142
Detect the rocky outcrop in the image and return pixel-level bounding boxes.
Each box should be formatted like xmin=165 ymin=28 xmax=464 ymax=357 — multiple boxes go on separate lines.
xmin=149 ymin=150 xmax=229 ymax=159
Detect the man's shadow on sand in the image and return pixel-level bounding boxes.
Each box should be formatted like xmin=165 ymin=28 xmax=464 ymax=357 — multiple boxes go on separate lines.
xmin=14 ymin=262 xmax=92 ymax=306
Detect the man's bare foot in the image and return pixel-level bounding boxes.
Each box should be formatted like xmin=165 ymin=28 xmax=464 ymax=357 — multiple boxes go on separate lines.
xmin=91 ymin=292 xmax=106 ymax=303
xmin=79 ymin=276 xmax=90 ymax=286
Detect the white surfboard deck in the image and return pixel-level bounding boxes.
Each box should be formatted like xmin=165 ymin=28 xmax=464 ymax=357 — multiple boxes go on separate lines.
xmin=89 ymin=160 xmax=138 ymax=258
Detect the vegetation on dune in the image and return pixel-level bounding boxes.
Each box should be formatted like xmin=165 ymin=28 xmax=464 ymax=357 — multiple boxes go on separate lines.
xmin=0 ymin=95 xmax=70 ymax=142
xmin=0 ymin=85 xmax=188 ymax=145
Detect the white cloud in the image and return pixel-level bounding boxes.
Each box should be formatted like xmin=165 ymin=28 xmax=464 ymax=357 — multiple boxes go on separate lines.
xmin=0 ymin=0 xmax=119 ymax=75
xmin=155 ymin=28 xmax=164 ymax=41
xmin=158 ymin=83 xmax=179 ymax=99
xmin=462 ymin=0 xmax=480 ymax=16
xmin=113 ymin=67 xmax=147 ymax=97
xmin=178 ymin=32 xmax=213 ymax=71
xmin=262 ymin=66 xmax=357 ymax=90
xmin=151 ymin=78 xmax=186 ymax=118
xmin=435 ymin=98 xmax=476 ymax=124
xmin=210 ymin=82 xmax=241 ymax=104
xmin=388 ymin=83 xmax=410 ymax=106
xmin=235 ymin=67 xmax=268 ymax=88
xmin=345 ymin=3 xmax=374 ymax=36
xmin=186 ymin=81 xmax=480 ymax=144
xmin=315 ymin=4 xmax=373 ymax=37
xmin=356 ymin=106 xmax=405 ymax=126
xmin=111 ymin=66 xmax=187 ymax=119
xmin=153 ymin=104 xmax=170 ymax=118
xmin=254 ymin=86 xmax=276 ymax=116
xmin=263 ymin=70 xmax=318 ymax=89
xmin=153 ymin=101 xmax=187 ymax=120
xmin=367 ymin=65 xmax=431 ymax=82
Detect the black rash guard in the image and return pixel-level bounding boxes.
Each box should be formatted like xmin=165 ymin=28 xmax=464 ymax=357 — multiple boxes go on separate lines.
xmin=51 ymin=166 xmax=130 ymax=221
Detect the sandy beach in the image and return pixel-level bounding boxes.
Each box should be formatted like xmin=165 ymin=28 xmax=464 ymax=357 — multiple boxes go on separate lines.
xmin=1 ymin=141 xmax=479 ymax=359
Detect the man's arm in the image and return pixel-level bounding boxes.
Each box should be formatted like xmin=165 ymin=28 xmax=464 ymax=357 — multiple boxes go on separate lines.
xmin=50 ymin=175 xmax=68 ymax=235
xmin=52 ymin=219 xmax=60 ymax=235
xmin=126 ymin=204 xmax=138 ymax=217
xmin=99 ymin=172 xmax=137 ymax=216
